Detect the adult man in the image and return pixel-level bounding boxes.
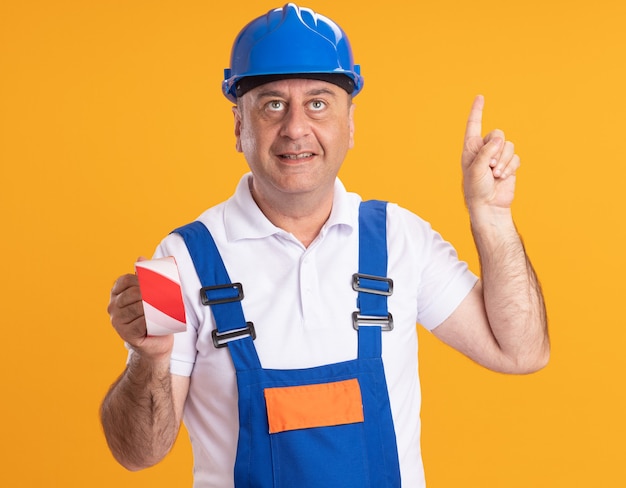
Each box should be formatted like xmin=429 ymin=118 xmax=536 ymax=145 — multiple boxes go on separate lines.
xmin=101 ymin=3 xmax=549 ymax=487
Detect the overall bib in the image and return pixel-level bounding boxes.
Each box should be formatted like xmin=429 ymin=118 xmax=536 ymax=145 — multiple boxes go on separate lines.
xmin=175 ymin=200 xmax=402 ymax=487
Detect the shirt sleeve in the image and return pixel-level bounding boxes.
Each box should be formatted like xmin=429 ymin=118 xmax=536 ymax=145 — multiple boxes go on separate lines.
xmin=387 ymin=203 xmax=478 ymax=331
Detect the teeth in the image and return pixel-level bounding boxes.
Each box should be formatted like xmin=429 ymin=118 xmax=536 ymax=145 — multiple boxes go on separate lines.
xmin=282 ymin=153 xmax=313 ymax=160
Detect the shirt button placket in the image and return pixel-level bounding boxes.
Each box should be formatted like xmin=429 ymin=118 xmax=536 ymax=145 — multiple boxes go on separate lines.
xmin=300 ymin=254 xmax=317 ymax=328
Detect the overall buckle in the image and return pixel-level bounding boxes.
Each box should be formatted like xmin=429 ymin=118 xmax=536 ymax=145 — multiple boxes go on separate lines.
xmin=352 ymin=312 xmax=394 ymax=331
xmin=200 ymin=282 xmax=244 ymax=306
xmin=212 ymin=322 xmax=256 ymax=348
xmin=352 ymin=273 xmax=393 ymax=296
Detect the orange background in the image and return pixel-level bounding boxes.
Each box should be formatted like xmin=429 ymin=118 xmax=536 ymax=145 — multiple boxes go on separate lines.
xmin=1 ymin=0 xmax=625 ymax=486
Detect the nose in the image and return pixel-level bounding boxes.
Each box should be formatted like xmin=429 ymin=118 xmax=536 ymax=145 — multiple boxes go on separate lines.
xmin=279 ymin=105 xmax=311 ymax=140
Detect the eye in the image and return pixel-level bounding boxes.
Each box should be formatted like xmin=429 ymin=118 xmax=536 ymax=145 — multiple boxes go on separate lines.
xmin=309 ymin=100 xmax=326 ymax=111
xmin=267 ymin=100 xmax=285 ymax=112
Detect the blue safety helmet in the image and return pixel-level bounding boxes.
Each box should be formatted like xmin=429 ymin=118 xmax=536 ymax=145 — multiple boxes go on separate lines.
xmin=222 ymin=3 xmax=363 ymax=102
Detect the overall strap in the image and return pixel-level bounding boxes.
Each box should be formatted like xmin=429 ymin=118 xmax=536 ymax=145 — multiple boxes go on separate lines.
xmin=173 ymin=221 xmax=261 ymax=370
xmin=355 ymin=200 xmax=391 ymax=359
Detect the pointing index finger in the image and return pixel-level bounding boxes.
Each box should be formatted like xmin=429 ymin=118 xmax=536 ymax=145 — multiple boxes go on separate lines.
xmin=464 ymin=94 xmax=484 ymax=142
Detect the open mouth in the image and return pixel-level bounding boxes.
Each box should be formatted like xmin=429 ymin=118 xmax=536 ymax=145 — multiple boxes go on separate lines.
xmin=279 ymin=152 xmax=314 ymax=160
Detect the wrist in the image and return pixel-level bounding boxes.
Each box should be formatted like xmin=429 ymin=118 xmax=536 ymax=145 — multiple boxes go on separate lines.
xmin=127 ymin=343 xmax=172 ymax=372
xmin=468 ymin=203 xmax=514 ymax=227
xmin=468 ymin=205 xmax=519 ymax=245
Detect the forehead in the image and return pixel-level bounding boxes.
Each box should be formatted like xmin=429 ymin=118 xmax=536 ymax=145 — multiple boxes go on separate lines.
xmin=244 ymin=78 xmax=348 ymax=101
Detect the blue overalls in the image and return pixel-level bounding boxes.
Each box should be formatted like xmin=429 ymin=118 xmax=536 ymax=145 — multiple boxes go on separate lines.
xmin=174 ymin=200 xmax=402 ymax=487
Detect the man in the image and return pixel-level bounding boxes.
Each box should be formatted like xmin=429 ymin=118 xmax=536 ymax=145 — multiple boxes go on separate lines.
xmin=101 ymin=4 xmax=549 ymax=487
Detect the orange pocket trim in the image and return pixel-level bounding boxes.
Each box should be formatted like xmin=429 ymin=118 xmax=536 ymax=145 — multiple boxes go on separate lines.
xmin=264 ymin=378 xmax=364 ymax=434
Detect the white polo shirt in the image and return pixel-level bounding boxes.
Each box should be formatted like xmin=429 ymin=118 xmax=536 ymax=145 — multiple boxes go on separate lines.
xmin=153 ymin=173 xmax=477 ymax=487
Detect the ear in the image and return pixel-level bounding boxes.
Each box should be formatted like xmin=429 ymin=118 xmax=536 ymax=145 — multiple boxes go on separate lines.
xmin=232 ymin=105 xmax=243 ymax=153
xmin=348 ymin=103 xmax=356 ymax=149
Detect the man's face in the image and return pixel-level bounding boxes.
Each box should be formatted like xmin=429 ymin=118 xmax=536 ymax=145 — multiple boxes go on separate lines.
xmin=233 ymin=78 xmax=355 ymax=206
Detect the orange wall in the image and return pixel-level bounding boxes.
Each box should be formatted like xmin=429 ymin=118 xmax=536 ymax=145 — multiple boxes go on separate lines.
xmin=1 ymin=1 xmax=625 ymax=486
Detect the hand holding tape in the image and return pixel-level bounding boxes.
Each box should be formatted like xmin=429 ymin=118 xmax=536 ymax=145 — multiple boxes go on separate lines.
xmin=135 ymin=257 xmax=187 ymax=336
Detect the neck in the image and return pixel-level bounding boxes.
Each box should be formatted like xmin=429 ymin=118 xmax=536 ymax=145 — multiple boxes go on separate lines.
xmin=249 ymin=180 xmax=333 ymax=248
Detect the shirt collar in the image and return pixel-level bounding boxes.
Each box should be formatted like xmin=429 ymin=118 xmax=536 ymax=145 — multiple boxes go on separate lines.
xmin=224 ymin=173 xmax=356 ymax=242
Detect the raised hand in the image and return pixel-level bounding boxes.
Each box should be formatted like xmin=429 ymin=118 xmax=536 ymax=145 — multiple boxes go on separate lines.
xmin=461 ymin=95 xmax=520 ymax=212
